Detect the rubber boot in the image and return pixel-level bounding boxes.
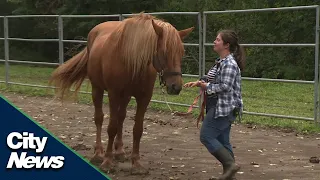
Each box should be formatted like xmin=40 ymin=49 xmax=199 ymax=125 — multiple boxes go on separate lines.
xmin=222 ymin=165 xmax=237 ymax=180
xmin=226 ymin=150 xmax=237 ymax=180
xmin=212 ymin=147 xmax=240 ymax=180
xmin=210 ymin=163 xmax=237 ymax=180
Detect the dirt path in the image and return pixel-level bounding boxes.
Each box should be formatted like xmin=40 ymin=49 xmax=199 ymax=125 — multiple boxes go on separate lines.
xmin=2 ymin=92 xmax=320 ymax=180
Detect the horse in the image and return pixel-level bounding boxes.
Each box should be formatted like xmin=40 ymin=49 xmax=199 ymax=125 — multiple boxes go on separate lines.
xmin=49 ymin=13 xmax=194 ymax=174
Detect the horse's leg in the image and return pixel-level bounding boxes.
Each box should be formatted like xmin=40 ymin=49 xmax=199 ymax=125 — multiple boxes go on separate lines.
xmin=90 ymin=86 xmax=105 ymax=164
xmin=130 ymin=93 xmax=152 ymax=175
xmin=114 ymin=96 xmax=131 ymax=162
xmin=100 ymin=92 xmax=121 ymax=172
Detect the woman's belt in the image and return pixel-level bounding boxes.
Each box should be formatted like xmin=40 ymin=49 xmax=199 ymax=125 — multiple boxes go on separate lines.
xmin=207 ymin=93 xmax=218 ymax=98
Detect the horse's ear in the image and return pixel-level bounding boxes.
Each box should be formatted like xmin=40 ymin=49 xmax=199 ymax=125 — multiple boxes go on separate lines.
xmin=152 ymin=20 xmax=163 ymax=37
xmin=179 ymin=27 xmax=194 ymax=40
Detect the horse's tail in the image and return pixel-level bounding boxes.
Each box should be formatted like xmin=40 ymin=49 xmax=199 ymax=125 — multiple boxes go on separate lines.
xmin=49 ymin=47 xmax=89 ymax=101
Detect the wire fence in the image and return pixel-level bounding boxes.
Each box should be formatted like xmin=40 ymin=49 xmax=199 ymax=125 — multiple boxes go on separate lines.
xmin=0 ymin=5 xmax=319 ymax=125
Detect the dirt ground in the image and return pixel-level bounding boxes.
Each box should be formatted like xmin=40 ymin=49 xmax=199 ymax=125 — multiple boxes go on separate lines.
xmin=2 ymin=92 xmax=320 ymax=180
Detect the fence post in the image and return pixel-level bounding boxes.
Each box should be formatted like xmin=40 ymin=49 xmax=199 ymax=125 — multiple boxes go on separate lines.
xmin=197 ymin=12 xmax=203 ymax=110
xmin=119 ymin=14 xmax=123 ymax=21
xmin=58 ymin=15 xmax=64 ymax=64
xmin=315 ymin=5 xmax=320 ymax=125
xmin=199 ymin=13 xmax=207 ymax=111
xmin=4 ymin=16 xmax=9 ymax=85
xmin=198 ymin=12 xmax=202 ymax=79
xmin=202 ymin=13 xmax=206 ymax=77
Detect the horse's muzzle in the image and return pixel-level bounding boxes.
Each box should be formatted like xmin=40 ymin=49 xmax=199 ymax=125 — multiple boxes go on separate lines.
xmin=167 ymin=83 xmax=182 ymax=95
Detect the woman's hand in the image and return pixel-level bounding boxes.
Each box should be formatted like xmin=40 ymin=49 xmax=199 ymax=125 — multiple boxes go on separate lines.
xmin=198 ymin=81 xmax=208 ymax=90
xmin=183 ymin=81 xmax=199 ymax=88
xmin=184 ymin=81 xmax=208 ymax=90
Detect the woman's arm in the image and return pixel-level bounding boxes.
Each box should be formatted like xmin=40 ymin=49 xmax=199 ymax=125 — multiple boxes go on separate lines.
xmin=206 ymin=63 xmax=237 ymax=95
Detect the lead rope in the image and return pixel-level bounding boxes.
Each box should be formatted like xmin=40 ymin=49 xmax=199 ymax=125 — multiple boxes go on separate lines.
xmin=158 ymin=71 xmax=174 ymax=113
xmin=158 ymin=74 xmax=206 ymax=128
xmin=161 ymin=85 xmax=173 ymax=112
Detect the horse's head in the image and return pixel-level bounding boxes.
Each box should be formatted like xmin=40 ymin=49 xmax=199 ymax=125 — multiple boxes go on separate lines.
xmin=151 ymin=20 xmax=194 ymax=95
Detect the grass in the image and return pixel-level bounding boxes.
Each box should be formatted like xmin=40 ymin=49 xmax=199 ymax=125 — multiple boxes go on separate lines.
xmin=0 ymin=63 xmax=320 ymax=134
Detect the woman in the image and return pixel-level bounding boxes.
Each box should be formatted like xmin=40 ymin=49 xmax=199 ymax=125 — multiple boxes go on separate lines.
xmin=184 ymin=29 xmax=245 ymax=180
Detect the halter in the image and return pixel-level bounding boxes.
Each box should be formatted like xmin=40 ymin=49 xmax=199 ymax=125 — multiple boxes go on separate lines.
xmin=158 ymin=69 xmax=182 ymax=87
xmin=153 ymin=51 xmax=182 ymax=87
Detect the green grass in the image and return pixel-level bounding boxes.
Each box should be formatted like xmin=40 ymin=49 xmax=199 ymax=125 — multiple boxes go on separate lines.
xmin=1 ymin=63 xmax=320 ymax=134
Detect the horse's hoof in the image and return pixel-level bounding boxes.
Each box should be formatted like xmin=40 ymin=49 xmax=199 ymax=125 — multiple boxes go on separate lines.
xmin=99 ymin=159 xmax=118 ymax=173
xmin=90 ymin=146 xmax=104 ymax=164
xmin=209 ymin=174 xmax=237 ymax=180
xmin=131 ymin=166 xmax=149 ymax=175
xmin=114 ymin=152 xmax=128 ymax=162
xmin=90 ymin=153 xmax=104 ymax=165
xmin=209 ymin=177 xmax=219 ymax=180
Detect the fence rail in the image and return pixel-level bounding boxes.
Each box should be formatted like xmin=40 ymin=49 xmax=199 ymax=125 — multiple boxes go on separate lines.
xmin=203 ymin=5 xmax=319 ymax=14
xmin=1 ymin=5 xmax=319 ymax=125
xmin=204 ymin=43 xmax=316 ymax=47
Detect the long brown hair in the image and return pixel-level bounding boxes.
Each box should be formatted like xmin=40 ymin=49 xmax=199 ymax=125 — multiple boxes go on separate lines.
xmin=218 ymin=30 xmax=246 ymax=71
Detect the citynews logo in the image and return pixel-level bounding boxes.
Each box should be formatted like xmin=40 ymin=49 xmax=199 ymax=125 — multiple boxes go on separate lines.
xmin=6 ymin=132 xmax=65 ymax=169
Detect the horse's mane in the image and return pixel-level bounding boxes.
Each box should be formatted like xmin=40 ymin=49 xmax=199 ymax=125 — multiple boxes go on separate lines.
xmin=110 ymin=13 xmax=184 ymax=79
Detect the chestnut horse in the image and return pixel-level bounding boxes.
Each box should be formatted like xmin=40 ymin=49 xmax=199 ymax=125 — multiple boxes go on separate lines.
xmin=49 ymin=13 xmax=194 ymax=174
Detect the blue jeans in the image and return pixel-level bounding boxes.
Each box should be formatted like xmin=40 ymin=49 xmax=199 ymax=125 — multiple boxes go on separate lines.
xmin=200 ymin=96 xmax=235 ymax=156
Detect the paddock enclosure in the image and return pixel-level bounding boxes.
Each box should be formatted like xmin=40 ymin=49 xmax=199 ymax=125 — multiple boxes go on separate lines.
xmin=0 ymin=5 xmax=320 ymax=124
xmin=0 ymin=5 xmax=320 ymax=180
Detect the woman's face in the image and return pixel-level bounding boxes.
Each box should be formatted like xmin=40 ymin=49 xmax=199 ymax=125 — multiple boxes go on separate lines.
xmin=213 ymin=33 xmax=228 ymax=53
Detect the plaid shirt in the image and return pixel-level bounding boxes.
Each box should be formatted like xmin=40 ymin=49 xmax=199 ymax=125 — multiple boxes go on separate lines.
xmin=201 ymin=54 xmax=243 ymax=118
